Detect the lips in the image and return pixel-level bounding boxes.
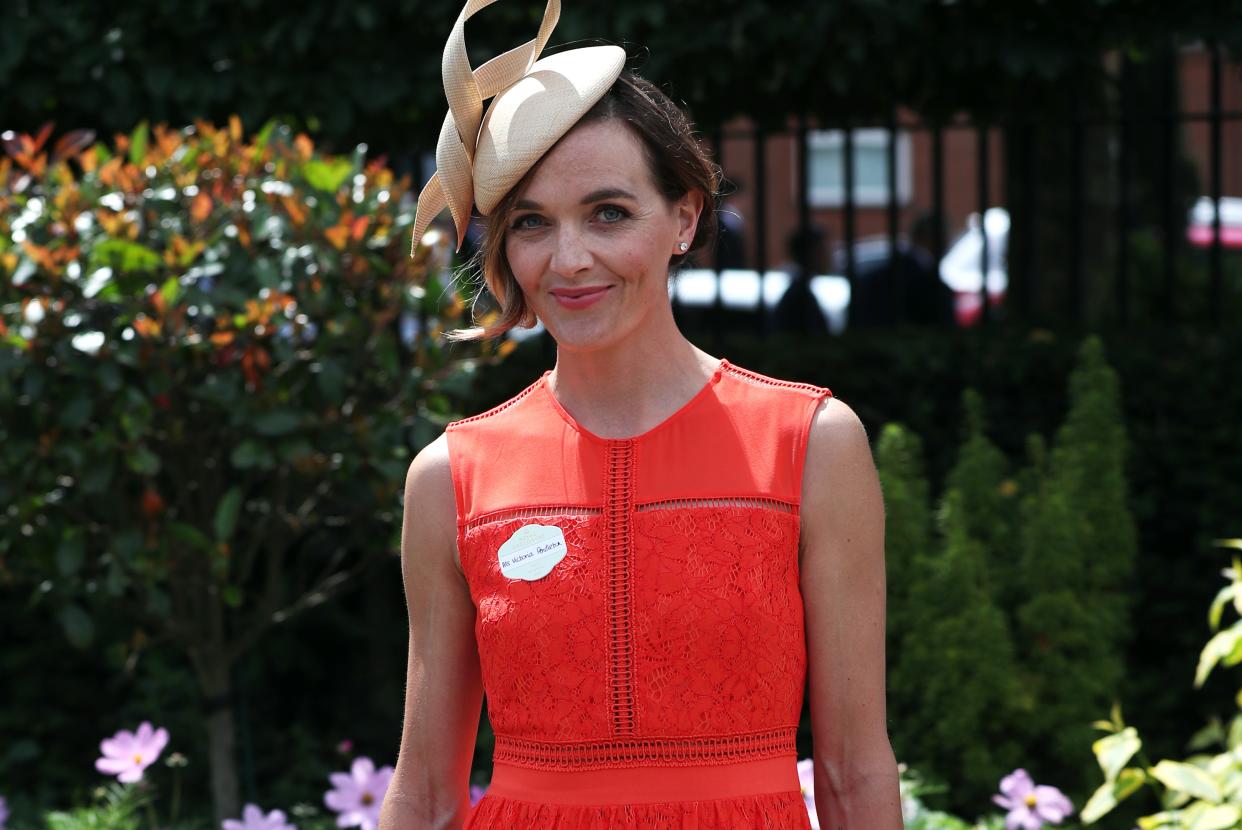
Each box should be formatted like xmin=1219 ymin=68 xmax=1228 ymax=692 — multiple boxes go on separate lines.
xmin=550 ymin=285 xmax=611 ymax=309
xmin=550 ymin=286 xmax=611 ymax=298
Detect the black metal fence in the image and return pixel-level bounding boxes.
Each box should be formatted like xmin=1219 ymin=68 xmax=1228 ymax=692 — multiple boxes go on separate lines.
xmin=670 ymin=44 xmax=1241 ymax=337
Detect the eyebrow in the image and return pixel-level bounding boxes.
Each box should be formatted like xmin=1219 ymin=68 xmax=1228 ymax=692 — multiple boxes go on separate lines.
xmin=514 ymin=188 xmax=638 ymax=210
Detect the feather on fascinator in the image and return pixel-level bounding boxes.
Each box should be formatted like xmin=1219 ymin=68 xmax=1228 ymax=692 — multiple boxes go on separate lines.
xmin=409 ymin=0 xmax=627 ymax=256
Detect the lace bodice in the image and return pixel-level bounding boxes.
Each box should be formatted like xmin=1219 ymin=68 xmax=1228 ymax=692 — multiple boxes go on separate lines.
xmin=444 ymin=359 xmax=832 ymax=774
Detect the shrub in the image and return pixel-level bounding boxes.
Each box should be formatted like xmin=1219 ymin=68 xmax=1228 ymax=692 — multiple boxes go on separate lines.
xmin=0 ymin=117 xmax=502 ymax=821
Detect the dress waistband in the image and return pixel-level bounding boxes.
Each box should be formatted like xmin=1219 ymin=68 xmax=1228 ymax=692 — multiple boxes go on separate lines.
xmin=487 ymin=755 xmax=801 ymax=805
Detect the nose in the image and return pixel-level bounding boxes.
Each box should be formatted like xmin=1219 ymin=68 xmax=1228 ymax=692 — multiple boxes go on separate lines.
xmin=548 ymin=224 xmax=593 ymax=278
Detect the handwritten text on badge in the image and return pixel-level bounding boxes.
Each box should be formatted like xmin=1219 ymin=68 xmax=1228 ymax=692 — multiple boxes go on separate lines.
xmin=497 ymin=524 xmax=567 ymax=581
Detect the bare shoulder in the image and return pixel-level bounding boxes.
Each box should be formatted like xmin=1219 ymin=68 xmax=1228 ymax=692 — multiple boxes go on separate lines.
xmin=806 ymin=395 xmax=873 ymax=473
xmin=403 ymin=432 xmax=463 ymax=576
xmin=800 ymin=396 xmax=883 ymax=552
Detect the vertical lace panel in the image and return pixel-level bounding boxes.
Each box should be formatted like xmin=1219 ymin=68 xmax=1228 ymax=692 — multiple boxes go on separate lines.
xmin=606 ymin=439 xmax=637 ymax=737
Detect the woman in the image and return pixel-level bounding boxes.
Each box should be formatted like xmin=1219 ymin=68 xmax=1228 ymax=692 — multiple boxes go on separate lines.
xmin=379 ymin=1 xmax=901 ymax=827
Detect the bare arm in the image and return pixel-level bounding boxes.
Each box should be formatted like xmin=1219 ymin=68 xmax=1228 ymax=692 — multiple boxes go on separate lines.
xmin=799 ymin=397 xmax=903 ymax=830
xmin=379 ymin=433 xmax=484 ymax=830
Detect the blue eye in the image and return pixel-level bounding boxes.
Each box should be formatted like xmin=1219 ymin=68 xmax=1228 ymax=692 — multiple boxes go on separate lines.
xmin=597 ymin=205 xmax=628 ymax=222
xmin=511 ymin=214 xmax=543 ymax=230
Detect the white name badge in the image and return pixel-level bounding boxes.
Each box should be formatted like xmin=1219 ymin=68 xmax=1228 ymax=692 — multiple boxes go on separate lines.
xmin=497 ymin=524 xmax=568 ymax=581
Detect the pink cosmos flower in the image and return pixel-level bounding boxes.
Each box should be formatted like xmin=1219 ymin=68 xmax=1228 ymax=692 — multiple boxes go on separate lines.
xmin=0 ymin=794 xmax=9 ymax=830
xmin=797 ymin=758 xmax=820 ymax=830
xmin=469 ymin=785 xmax=487 ymax=806
xmin=95 ymin=721 xmax=170 ymax=783
xmin=324 ymin=757 xmax=393 ymax=830
xmin=222 ymin=804 xmax=297 ymax=830
xmin=992 ymin=768 xmax=1074 ymax=830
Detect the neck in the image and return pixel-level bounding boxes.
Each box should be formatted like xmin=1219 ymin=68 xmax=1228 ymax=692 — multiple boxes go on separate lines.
xmin=546 ymin=308 xmax=720 ymax=440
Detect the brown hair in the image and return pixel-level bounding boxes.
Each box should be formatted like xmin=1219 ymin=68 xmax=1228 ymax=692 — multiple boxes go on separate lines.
xmin=445 ymin=71 xmax=722 ymax=342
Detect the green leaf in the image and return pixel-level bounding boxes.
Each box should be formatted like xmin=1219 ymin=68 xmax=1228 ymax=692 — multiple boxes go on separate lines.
xmin=126 ymin=447 xmax=161 ymax=476
xmin=1150 ymin=760 xmax=1222 ymax=803
xmin=56 ymin=534 xmax=85 ymax=577
xmin=1080 ymin=766 xmax=1146 ymax=824
xmin=230 ymin=440 xmax=273 ymax=469
xmin=214 ymin=486 xmax=243 ymax=542
xmin=59 ymin=393 xmax=94 ymax=430
xmin=1094 ymin=726 xmax=1142 ymax=781
xmin=1187 ymin=803 xmax=1242 ymax=830
xmin=168 ymin=521 xmax=213 ymax=552
xmin=252 ymin=410 xmax=301 ymax=436
xmin=81 ymin=457 xmax=115 ymax=494
xmin=303 ymin=158 xmax=353 ymax=193
xmin=1210 ymin=584 xmax=1233 ymax=631
xmin=1197 ymin=625 xmax=1242 ymax=687
xmin=159 ymin=275 xmax=181 ymax=308
xmin=90 ymin=239 xmax=162 ymax=273
xmin=129 ymin=120 xmax=149 ymax=166
xmin=316 ymin=358 xmax=346 ymax=403
xmin=222 ymin=585 xmax=243 ymax=608
xmin=59 ymin=603 xmax=94 ymax=649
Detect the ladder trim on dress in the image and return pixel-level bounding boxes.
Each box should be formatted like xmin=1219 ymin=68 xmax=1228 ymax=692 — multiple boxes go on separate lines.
xmin=492 ymin=725 xmax=800 ymax=770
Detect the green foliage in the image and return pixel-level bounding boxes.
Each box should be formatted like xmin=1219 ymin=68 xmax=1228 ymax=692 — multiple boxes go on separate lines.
xmin=887 ymin=403 xmax=1024 ymax=806
xmin=1014 ymin=338 xmax=1138 ymax=787
xmin=875 ymin=422 xmax=935 ymax=638
xmin=882 ymin=335 xmax=1136 ymax=811
xmin=43 ymin=784 xmax=146 ymax=830
xmin=0 ymin=116 xmax=509 ymax=815
xmin=1082 ymin=540 xmax=1242 ymax=829
xmin=3 ymin=1 xmax=1240 ymax=149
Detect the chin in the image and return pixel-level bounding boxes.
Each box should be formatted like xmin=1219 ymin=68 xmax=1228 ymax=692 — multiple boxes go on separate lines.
xmin=542 ymin=314 xmax=627 ymax=352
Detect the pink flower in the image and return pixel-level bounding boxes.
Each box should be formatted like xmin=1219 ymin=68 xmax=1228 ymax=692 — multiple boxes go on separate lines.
xmin=95 ymin=721 xmax=169 ymax=783
xmin=0 ymin=794 xmax=9 ymax=830
xmin=222 ymin=804 xmax=297 ymax=830
xmin=336 ymin=740 xmax=353 ymax=756
xmin=992 ymin=768 xmax=1074 ymax=830
xmin=324 ymin=757 xmax=393 ymax=830
xmin=797 ymin=758 xmax=820 ymax=830
xmin=469 ymin=784 xmax=487 ymax=806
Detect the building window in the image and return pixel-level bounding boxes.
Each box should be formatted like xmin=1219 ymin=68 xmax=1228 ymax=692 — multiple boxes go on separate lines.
xmin=807 ymin=128 xmax=912 ymax=208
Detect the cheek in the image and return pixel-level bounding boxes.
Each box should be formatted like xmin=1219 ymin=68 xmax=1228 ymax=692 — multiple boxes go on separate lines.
xmin=504 ymin=239 xmax=541 ymax=291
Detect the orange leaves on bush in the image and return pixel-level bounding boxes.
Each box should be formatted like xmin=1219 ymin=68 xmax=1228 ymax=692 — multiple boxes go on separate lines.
xmin=50 ymin=129 xmax=96 ymax=166
xmin=152 ymin=124 xmax=183 ymax=162
xmin=94 ymin=207 xmax=139 ymax=240
xmin=164 ymin=235 xmax=204 ymax=269
xmin=325 ymin=212 xmax=371 ymax=251
xmin=97 ymin=156 xmax=142 ymax=192
xmin=141 ymin=486 xmax=167 ymax=519
xmin=2 ymin=122 xmax=53 ymax=177
xmin=235 ymin=219 xmax=251 ymax=249
xmin=132 ymin=314 xmax=162 ymax=339
xmin=294 ymin=134 xmax=314 ymax=162
xmin=21 ymin=241 xmax=78 ymax=276
xmin=190 ymin=191 xmax=212 ymax=224
xmin=242 ymin=290 xmax=296 ymax=331
xmin=240 ymin=342 xmax=271 ymax=389
xmin=282 ymin=195 xmax=307 ymax=227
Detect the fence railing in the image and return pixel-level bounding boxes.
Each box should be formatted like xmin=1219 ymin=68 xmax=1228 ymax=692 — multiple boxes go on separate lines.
xmin=670 ymin=43 xmax=1241 ymax=337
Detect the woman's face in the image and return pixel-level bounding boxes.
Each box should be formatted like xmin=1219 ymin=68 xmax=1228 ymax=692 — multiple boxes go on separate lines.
xmin=503 ymin=119 xmax=702 ymax=352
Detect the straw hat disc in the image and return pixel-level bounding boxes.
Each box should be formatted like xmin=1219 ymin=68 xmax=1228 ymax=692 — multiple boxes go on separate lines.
xmin=473 ymin=45 xmax=627 ymax=215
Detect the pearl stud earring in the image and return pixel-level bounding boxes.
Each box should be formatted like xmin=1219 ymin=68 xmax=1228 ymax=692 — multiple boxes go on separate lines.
xmin=678 ymin=241 xmax=689 ymax=252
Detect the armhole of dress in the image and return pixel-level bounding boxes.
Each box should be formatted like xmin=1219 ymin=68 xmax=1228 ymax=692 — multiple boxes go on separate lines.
xmin=793 ymin=386 xmax=834 ymax=507
xmin=442 ymin=424 xmax=470 ymax=579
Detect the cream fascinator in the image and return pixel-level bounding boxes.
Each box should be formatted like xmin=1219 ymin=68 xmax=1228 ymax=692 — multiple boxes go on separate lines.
xmin=409 ymin=0 xmax=627 ymax=255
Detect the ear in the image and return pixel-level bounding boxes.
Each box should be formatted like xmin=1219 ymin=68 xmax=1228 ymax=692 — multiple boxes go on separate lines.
xmin=674 ymin=189 xmax=705 ymax=245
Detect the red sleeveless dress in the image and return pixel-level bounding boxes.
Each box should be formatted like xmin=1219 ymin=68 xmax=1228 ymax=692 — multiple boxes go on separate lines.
xmin=445 ymin=358 xmax=833 ymax=829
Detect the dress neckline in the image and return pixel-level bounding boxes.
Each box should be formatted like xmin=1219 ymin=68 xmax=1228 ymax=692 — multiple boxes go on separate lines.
xmin=539 ymin=358 xmax=729 ymax=444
